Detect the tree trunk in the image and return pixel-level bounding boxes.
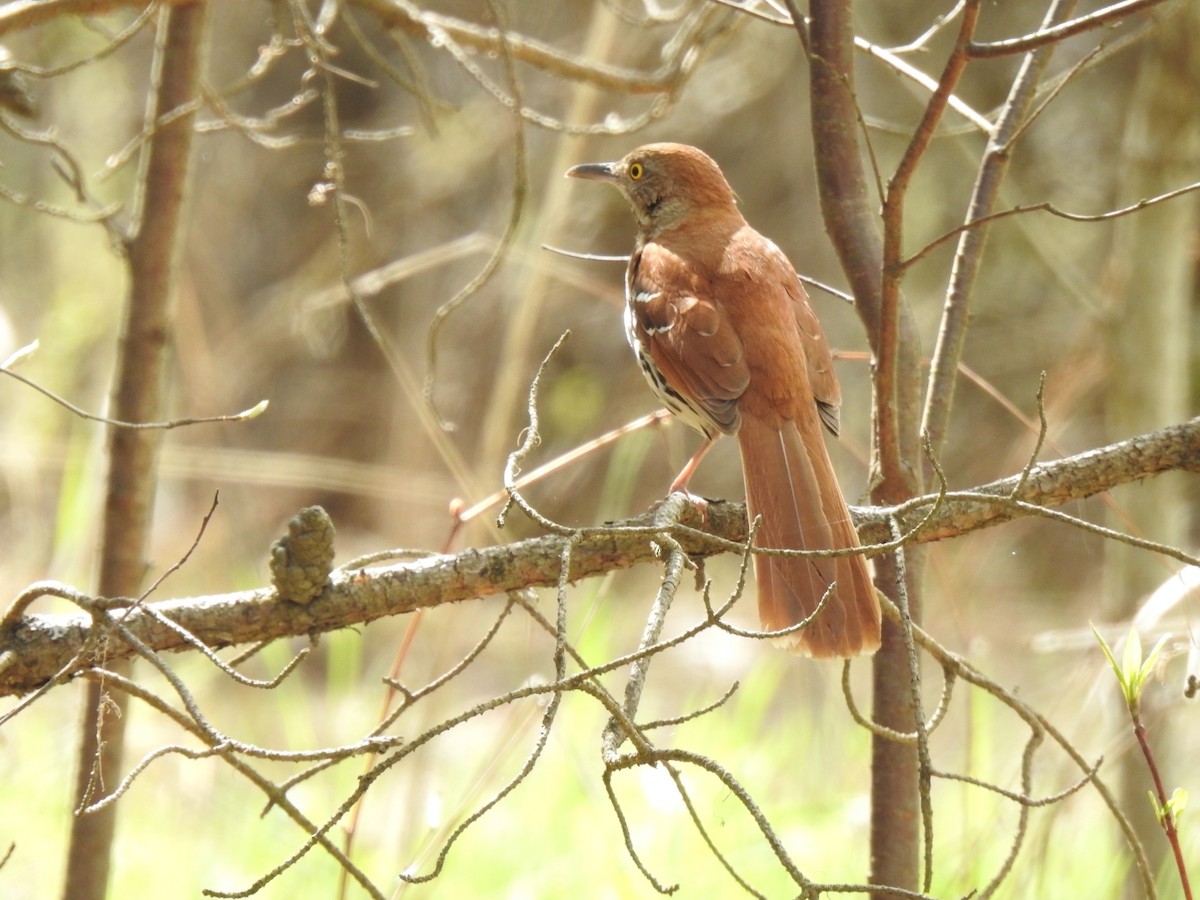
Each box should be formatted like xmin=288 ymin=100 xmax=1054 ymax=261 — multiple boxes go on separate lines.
xmin=61 ymin=7 xmax=206 ymax=899
xmin=803 ymin=2 xmax=927 ymax=893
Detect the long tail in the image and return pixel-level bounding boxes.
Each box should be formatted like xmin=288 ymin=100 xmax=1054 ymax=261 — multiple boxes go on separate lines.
xmin=737 ymin=414 xmax=880 ymax=657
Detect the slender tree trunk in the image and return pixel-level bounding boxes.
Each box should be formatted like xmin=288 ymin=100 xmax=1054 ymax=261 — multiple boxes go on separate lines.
xmin=803 ymin=1 xmax=927 ymax=893
xmin=61 ymin=7 xmax=207 ymax=899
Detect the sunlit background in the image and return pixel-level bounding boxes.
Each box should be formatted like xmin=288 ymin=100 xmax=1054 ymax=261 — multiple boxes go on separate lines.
xmin=0 ymin=2 xmax=1196 ymax=897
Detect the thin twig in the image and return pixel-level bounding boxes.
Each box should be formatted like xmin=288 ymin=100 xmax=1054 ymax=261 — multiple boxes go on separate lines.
xmin=498 ymin=330 xmax=577 ymax=534
xmin=903 ymin=179 xmax=1200 ymax=271
xmin=920 ymin=0 xmax=1085 ymax=469
xmin=422 ymin=7 xmax=529 ymax=430
xmin=967 ymin=0 xmax=1171 ymax=57
xmin=886 ymin=517 xmax=935 ymax=893
xmin=718 ymin=0 xmax=992 ymax=132
xmin=601 ymin=524 xmax=689 ymax=754
xmin=0 ymin=357 xmax=268 ymax=429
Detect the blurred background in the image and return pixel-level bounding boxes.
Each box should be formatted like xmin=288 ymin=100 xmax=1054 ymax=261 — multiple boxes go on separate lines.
xmin=0 ymin=1 xmax=1196 ymax=897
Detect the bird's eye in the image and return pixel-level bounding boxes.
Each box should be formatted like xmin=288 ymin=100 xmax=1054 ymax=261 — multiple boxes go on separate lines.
xmin=628 ymin=161 xmax=644 ymax=180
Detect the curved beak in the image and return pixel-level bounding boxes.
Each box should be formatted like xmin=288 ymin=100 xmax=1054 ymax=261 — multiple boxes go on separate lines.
xmin=565 ymin=161 xmax=619 ymax=183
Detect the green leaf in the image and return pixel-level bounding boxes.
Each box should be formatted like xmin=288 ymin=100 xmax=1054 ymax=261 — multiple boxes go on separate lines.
xmin=1091 ymin=623 xmax=1131 ymax=703
xmin=1150 ymin=788 xmax=1189 ymax=827
xmin=1123 ymin=628 xmax=1143 ymax=690
xmin=1091 ymin=624 xmax=1169 ymax=713
xmin=1167 ymin=788 xmax=1188 ymax=824
xmin=1140 ymin=634 xmax=1169 ymax=685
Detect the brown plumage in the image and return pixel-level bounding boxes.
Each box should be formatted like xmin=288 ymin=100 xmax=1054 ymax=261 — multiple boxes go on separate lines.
xmin=567 ymin=142 xmax=880 ymax=658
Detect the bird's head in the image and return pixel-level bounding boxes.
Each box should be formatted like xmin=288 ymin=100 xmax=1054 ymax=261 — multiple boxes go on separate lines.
xmin=567 ymin=142 xmax=739 ymax=236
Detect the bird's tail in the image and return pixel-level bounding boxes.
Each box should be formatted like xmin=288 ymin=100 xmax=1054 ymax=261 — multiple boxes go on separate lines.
xmin=737 ymin=414 xmax=881 ymax=657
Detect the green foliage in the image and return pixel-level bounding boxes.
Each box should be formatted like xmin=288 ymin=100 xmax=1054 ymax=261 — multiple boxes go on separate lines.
xmin=1153 ymin=787 xmax=1188 ymax=830
xmin=1091 ymin=623 xmax=1168 ymax=716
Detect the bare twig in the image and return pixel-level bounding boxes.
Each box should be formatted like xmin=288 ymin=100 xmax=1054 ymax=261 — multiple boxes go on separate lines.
xmin=355 ymin=0 xmax=727 ymax=95
xmin=902 ymin=179 xmax=1200 ymax=271
xmin=878 ymin=0 xmax=980 ymax=496
xmin=1 ymin=347 xmax=267 ymax=429
xmin=600 ymin=516 xmax=690 ymax=754
xmin=842 ymin=659 xmax=956 ymax=743
xmin=920 ymin=0 xmax=1084 ymax=469
xmin=718 ymin=0 xmax=992 ymax=132
xmin=895 ymin=607 xmax=1155 ymax=898
xmin=454 ymin=409 xmax=672 ymax=525
xmin=498 ymin=330 xmax=577 ymax=535
xmin=967 ymin=0 xmax=1172 ymax=57
xmin=886 ymin=517 xmax=935 ymax=893
xmin=422 ymin=8 xmax=528 ymax=430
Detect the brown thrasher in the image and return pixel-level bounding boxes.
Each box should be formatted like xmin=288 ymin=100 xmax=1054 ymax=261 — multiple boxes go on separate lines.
xmin=567 ymin=142 xmax=880 ymax=658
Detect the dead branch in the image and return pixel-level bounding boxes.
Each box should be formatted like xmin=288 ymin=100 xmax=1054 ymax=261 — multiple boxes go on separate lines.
xmin=2 ymin=416 xmax=1196 ymax=698
xmin=354 ymin=0 xmax=728 ymax=95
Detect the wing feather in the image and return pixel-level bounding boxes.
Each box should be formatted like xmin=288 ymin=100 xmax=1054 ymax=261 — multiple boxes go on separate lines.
xmin=626 ymin=243 xmax=750 ymax=436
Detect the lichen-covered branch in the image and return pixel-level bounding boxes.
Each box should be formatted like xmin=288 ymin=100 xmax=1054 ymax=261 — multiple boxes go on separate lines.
xmin=2 ymin=416 xmax=1196 ymax=698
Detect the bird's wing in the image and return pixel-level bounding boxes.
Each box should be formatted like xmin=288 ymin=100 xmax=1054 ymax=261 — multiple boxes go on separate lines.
xmin=627 ymin=242 xmax=750 ymax=436
xmin=761 ymin=239 xmax=842 ymax=436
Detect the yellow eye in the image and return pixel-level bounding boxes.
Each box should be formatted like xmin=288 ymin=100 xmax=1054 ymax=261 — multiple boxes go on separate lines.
xmin=628 ymin=161 xmax=644 ymax=180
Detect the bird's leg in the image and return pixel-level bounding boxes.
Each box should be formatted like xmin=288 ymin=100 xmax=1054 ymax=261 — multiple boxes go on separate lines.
xmin=667 ymin=437 xmax=716 ymax=526
xmin=669 ymin=436 xmax=714 ymax=494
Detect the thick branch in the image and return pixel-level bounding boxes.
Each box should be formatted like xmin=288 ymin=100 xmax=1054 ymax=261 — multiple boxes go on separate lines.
xmin=1 ymin=418 xmax=1196 ymax=698
xmin=894 ymin=418 xmax=1200 ymax=540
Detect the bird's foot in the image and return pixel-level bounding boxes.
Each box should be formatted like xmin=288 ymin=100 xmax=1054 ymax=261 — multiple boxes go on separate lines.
xmin=652 ymin=490 xmax=711 ymax=527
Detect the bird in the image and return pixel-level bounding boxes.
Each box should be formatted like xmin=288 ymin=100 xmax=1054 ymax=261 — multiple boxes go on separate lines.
xmin=566 ymin=142 xmax=880 ymax=658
